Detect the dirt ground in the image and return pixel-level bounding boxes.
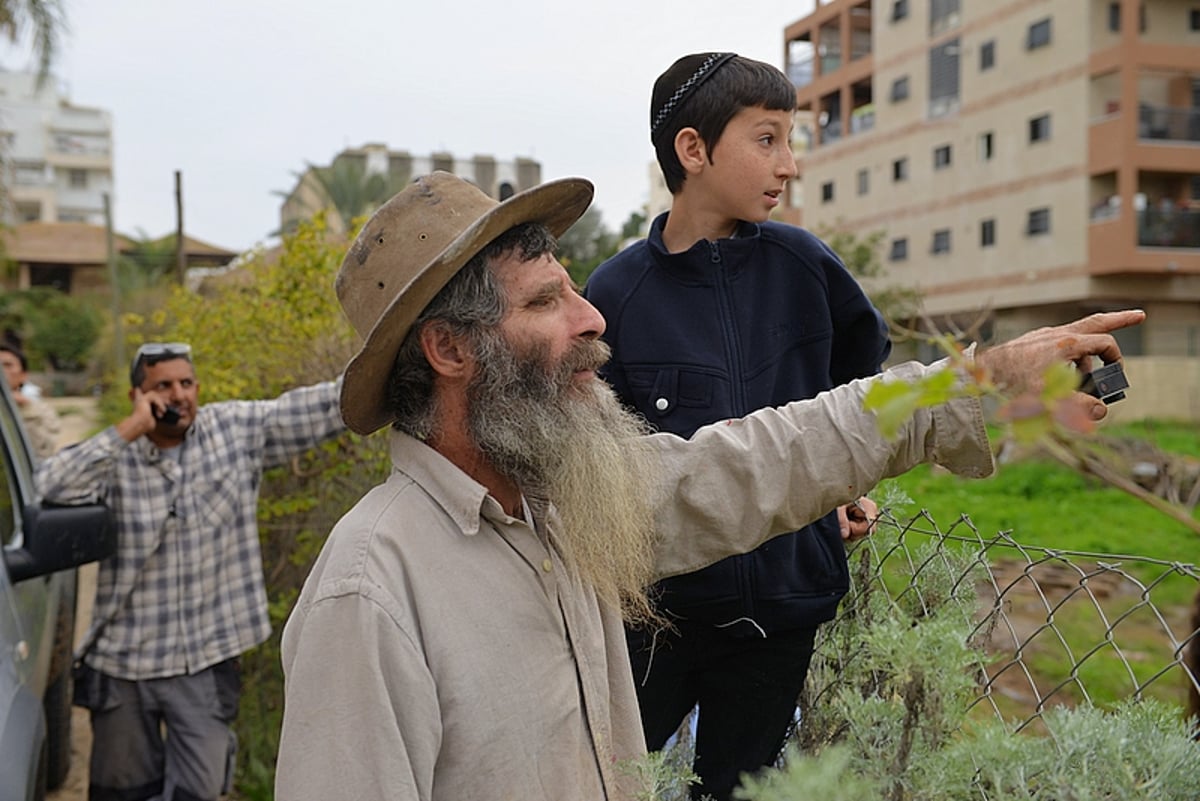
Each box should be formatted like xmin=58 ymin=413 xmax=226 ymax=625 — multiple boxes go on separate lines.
xmin=45 ymin=396 xmax=98 ymax=801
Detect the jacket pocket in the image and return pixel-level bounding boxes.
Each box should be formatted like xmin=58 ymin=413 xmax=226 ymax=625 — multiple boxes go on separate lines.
xmin=625 ymin=366 xmax=725 ymax=438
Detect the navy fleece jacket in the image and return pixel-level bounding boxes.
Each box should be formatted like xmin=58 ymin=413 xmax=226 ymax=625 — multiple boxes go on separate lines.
xmin=585 ymin=213 xmax=891 ymax=634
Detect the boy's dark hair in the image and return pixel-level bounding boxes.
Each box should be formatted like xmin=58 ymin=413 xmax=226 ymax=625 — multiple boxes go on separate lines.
xmin=650 ymin=53 xmax=796 ymax=194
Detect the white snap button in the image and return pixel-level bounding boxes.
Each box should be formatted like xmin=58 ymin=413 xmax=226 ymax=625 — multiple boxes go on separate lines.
xmin=655 ymin=397 xmax=669 ymax=411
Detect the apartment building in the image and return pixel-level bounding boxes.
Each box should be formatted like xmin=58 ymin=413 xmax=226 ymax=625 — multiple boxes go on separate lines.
xmin=783 ymin=0 xmax=1200 ymax=359
xmin=279 ymin=144 xmax=542 ymax=237
xmin=0 ymin=70 xmax=114 ymax=226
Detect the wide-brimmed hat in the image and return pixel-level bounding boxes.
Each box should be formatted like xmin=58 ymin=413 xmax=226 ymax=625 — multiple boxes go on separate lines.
xmin=335 ymin=171 xmax=594 ymax=435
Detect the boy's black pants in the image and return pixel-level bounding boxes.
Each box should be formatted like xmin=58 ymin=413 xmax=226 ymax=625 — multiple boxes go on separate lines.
xmin=627 ymin=622 xmax=818 ymax=801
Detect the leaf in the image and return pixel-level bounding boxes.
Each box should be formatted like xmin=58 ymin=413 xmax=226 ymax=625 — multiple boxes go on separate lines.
xmin=1040 ymin=360 xmax=1079 ymax=403
xmin=865 ymin=369 xmax=962 ymax=439
xmin=864 ymin=379 xmax=923 ymax=439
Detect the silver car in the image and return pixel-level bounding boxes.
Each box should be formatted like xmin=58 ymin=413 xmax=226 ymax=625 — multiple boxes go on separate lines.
xmin=0 ymin=382 xmax=112 ymax=801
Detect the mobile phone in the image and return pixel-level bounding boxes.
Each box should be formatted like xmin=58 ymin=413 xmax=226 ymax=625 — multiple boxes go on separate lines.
xmin=155 ymin=405 xmax=182 ymax=425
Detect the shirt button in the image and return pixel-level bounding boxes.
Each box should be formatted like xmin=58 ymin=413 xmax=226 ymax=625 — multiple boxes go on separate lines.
xmin=655 ymin=397 xmax=669 ymax=411
xmin=542 ymin=558 xmax=553 ymax=573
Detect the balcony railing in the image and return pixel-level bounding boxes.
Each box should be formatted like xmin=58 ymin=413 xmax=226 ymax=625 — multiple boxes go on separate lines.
xmin=820 ymin=54 xmax=842 ymax=74
xmin=820 ymin=118 xmax=843 ymax=144
xmin=50 ymin=133 xmax=111 ymax=157
xmin=788 ymin=56 xmax=815 ymax=89
xmin=1138 ymin=208 xmax=1200 ymax=248
xmin=1138 ymin=104 xmax=1200 ymax=143
xmin=850 ymin=106 xmax=875 ymax=134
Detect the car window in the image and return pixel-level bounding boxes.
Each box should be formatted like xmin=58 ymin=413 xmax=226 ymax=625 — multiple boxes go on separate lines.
xmin=0 ymin=390 xmax=24 ymax=548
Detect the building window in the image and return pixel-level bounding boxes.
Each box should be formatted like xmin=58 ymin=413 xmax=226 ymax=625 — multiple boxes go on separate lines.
xmin=929 ymin=37 xmax=961 ymax=117
xmin=68 ymin=168 xmax=87 ymax=188
xmin=1109 ymin=2 xmax=1121 ymax=31
xmin=893 ymin=157 xmax=909 ymax=182
xmin=981 ymin=218 xmax=996 ymax=247
xmin=890 ymin=237 xmax=909 ymax=261
xmin=979 ymin=131 xmax=995 ymax=161
xmin=892 ymin=0 xmax=909 ymax=22
xmin=821 ymin=181 xmax=835 ymax=203
xmin=857 ymin=168 xmax=869 ymax=196
xmin=933 ymin=144 xmax=952 ymax=169
xmin=1191 ymin=8 xmax=1200 ymax=30
xmin=930 ymin=0 xmax=961 ymax=36
xmin=890 ymin=76 xmax=910 ymax=102
xmin=1027 ymin=18 xmax=1052 ymax=50
xmin=931 ymin=229 xmax=952 ymax=253
xmin=1029 ymin=114 xmax=1052 ymax=142
xmin=1027 ymin=207 xmax=1051 ymax=235
xmin=980 ymin=40 xmax=996 ymax=71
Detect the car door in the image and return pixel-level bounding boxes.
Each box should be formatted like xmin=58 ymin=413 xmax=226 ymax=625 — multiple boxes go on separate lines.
xmin=0 ymin=386 xmax=47 ymax=799
xmin=0 ymin=379 xmax=52 ymax=696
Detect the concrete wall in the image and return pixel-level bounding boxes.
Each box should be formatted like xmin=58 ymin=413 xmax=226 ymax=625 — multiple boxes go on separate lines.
xmin=1104 ymin=356 xmax=1200 ymax=423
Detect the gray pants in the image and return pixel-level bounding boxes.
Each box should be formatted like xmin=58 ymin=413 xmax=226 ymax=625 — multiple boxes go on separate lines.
xmin=87 ymin=659 xmax=240 ymax=801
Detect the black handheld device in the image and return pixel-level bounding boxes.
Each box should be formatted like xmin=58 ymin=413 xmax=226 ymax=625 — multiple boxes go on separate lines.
xmin=154 ymin=405 xmax=182 ymax=425
xmin=1078 ymin=362 xmax=1129 ymax=405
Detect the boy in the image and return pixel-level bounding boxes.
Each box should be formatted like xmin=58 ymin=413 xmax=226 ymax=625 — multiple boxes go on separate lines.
xmin=585 ymin=52 xmax=891 ymax=801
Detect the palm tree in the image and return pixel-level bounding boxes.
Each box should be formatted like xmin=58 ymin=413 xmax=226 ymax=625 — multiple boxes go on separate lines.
xmin=276 ymin=157 xmax=406 ymax=236
xmin=0 ymin=0 xmax=66 ymax=84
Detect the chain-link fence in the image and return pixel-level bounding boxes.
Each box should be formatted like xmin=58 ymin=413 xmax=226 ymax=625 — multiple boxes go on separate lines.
xmin=803 ymin=508 xmax=1200 ymax=737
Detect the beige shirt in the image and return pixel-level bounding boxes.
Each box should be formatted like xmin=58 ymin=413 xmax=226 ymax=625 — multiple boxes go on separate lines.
xmin=18 ymin=393 xmax=61 ymax=460
xmin=276 ymin=361 xmax=992 ymax=801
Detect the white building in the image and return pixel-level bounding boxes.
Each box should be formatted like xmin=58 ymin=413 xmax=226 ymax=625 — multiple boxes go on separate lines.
xmin=279 ymin=143 xmax=543 ymax=237
xmin=0 ymin=71 xmax=114 ymax=226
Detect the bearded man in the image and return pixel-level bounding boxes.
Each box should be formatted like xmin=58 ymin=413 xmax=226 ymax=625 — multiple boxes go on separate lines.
xmin=275 ymin=172 xmax=1143 ymax=801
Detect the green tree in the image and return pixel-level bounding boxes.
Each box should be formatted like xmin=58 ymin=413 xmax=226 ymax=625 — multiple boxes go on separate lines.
xmin=558 ymin=206 xmax=618 ymax=285
xmin=0 ymin=287 xmax=100 ymax=372
xmin=118 ymin=229 xmax=179 ymax=292
xmin=620 ymin=210 xmax=648 ymax=242
xmin=279 ymin=157 xmax=404 ymax=236
xmin=0 ymin=0 xmax=65 ymax=83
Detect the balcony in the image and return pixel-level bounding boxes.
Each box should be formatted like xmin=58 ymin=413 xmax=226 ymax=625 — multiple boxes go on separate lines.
xmin=788 ymin=55 xmax=815 ymax=89
xmin=1138 ymin=104 xmax=1200 ymax=143
xmin=1138 ymin=207 xmax=1200 ymax=249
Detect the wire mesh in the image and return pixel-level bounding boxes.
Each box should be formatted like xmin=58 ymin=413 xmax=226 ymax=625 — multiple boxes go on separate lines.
xmin=801 ymin=507 xmax=1200 ymax=738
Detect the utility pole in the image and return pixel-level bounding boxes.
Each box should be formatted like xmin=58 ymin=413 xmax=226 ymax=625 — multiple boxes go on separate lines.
xmin=174 ymin=170 xmax=186 ymax=284
xmin=103 ymin=192 xmax=125 ymax=373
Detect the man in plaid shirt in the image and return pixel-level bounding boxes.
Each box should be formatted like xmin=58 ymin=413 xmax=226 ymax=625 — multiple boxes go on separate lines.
xmin=37 ymin=342 xmax=345 ymax=801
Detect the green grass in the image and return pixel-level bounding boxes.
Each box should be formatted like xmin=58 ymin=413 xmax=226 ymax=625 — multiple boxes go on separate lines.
xmin=885 ymin=419 xmax=1199 ymax=568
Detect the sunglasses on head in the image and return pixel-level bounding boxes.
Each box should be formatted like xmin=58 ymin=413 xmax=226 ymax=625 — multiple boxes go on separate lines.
xmin=134 ymin=342 xmax=192 ymax=361
xmin=130 ymin=342 xmax=193 ymax=385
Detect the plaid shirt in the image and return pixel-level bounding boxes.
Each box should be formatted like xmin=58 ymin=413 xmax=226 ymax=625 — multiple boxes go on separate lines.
xmin=37 ymin=380 xmax=345 ymax=680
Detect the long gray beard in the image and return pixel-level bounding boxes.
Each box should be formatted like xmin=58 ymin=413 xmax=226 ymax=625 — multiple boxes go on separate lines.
xmin=467 ymin=332 xmax=660 ymax=621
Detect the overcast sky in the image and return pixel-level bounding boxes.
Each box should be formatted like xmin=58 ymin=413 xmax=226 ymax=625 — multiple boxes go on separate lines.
xmin=3 ymin=0 xmax=816 ymax=252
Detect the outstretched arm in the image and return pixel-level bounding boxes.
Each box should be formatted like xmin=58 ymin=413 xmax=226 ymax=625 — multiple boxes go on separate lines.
xmin=649 ymin=309 xmax=1145 ymax=578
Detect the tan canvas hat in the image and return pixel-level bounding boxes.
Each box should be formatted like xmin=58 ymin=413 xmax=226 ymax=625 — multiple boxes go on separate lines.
xmin=335 ymin=171 xmax=594 ymax=435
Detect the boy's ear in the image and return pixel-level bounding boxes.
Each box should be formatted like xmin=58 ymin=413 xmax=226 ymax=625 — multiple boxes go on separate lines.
xmin=673 ymin=127 xmax=709 ymax=176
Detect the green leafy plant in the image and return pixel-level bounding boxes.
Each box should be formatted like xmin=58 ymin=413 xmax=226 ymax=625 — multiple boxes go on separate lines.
xmin=736 ymin=544 xmax=1200 ymax=800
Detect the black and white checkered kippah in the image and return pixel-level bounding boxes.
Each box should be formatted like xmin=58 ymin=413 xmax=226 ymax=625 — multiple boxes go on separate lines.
xmin=650 ymin=52 xmax=737 ymax=143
